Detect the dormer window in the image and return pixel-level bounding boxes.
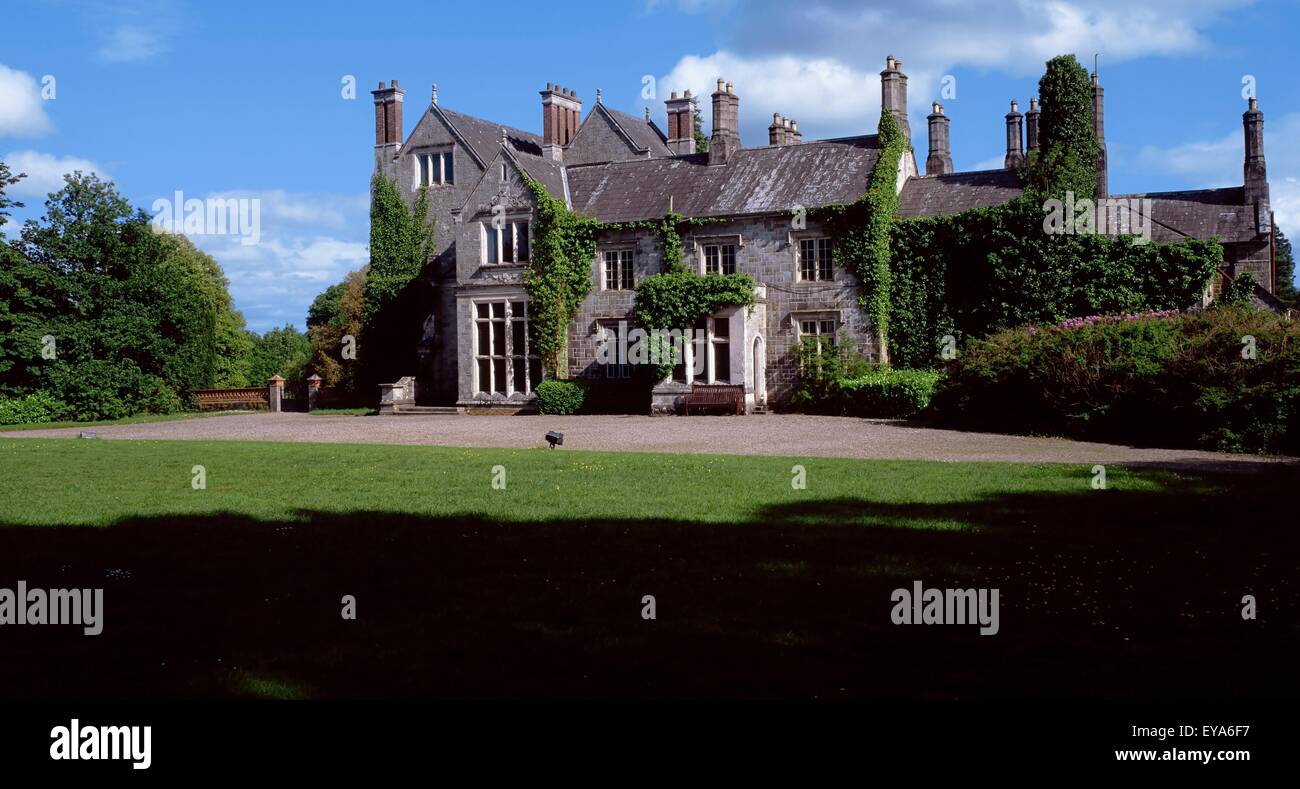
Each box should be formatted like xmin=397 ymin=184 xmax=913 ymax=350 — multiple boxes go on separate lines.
xmin=420 ymin=150 xmax=455 ymax=186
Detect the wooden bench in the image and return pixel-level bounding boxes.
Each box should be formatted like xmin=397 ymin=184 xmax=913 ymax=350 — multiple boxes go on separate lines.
xmin=683 ymin=384 xmax=745 ymax=415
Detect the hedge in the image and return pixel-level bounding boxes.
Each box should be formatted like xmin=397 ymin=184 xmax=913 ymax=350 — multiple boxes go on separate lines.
xmin=0 ymin=391 xmax=69 ymax=425
xmin=535 ymin=380 xmax=586 ymax=415
xmin=837 ymin=368 xmax=942 ymax=418
xmin=930 ymin=306 xmax=1300 ymax=454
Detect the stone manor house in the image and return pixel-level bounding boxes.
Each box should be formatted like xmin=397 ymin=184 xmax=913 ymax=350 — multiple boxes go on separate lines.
xmin=369 ymin=56 xmax=1277 ymax=413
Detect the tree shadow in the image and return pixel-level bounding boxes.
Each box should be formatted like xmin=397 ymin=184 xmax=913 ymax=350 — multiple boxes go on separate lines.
xmin=0 ymin=469 xmax=1296 ymax=699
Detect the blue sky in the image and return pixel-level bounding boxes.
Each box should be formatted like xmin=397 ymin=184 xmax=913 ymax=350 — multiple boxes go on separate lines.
xmin=2 ymin=0 xmax=1296 ymax=332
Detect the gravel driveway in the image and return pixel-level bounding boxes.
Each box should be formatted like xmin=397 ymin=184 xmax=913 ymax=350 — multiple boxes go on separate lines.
xmin=4 ymin=412 xmax=1290 ymax=468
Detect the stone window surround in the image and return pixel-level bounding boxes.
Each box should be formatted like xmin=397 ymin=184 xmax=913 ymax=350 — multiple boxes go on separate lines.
xmin=480 ymin=216 xmax=531 ymax=266
xmin=790 ymin=232 xmax=835 ymax=283
xmin=691 ymin=233 xmax=743 ymax=275
xmin=415 ymin=146 xmax=455 ymax=188
xmin=469 ymin=296 xmax=539 ymax=397
xmin=599 ymin=244 xmax=636 ymax=291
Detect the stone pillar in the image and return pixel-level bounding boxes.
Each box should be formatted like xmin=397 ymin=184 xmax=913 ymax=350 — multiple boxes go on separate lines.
xmin=306 ymin=374 xmax=322 ymax=412
xmin=267 ymin=375 xmax=284 ymax=413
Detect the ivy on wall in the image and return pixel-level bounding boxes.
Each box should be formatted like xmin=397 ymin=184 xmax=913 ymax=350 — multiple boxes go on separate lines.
xmin=522 ymin=178 xmax=600 ymax=378
xmin=523 ymin=176 xmax=753 ymax=382
xmin=815 ymin=110 xmax=909 ymax=364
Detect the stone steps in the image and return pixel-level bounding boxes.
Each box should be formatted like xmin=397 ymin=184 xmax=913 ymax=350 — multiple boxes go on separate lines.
xmin=390 ymin=405 xmax=462 ymax=416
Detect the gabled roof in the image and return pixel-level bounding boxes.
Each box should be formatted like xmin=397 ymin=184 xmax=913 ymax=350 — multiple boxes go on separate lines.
xmin=427 ymin=107 xmax=544 ymax=167
xmin=565 ymin=136 xmax=880 ymax=222
xmin=1113 ymin=187 xmax=1259 ymax=244
xmin=896 ymin=169 xmax=1024 ymax=219
xmin=597 ymin=104 xmax=671 ymax=156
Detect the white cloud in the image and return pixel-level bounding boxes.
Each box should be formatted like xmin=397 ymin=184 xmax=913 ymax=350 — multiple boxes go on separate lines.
xmin=1 ymin=150 xmax=109 ymax=197
xmin=0 ymin=65 xmax=54 ymax=137
xmin=97 ymin=25 xmax=168 ymax=63
xmin=655 ymin=0 xmax=1251 ymax=140
xmin=176 ymin=190 xmax=371 ymax=332
xmin=1138 ymin=112 xmax=1300 ymax=240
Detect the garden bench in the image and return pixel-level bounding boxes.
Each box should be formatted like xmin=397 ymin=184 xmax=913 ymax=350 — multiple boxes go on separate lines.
xmin=683 ymin=384 xmax=745 ymax=415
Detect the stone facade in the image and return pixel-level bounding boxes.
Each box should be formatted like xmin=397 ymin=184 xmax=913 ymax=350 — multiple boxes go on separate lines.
xmin=371 ymin=55 xmax=1276 ymax=413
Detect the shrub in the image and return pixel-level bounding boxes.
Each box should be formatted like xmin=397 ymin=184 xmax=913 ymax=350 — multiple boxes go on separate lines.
xmin=535 ymin=379 xmax=586 ymax=415
xmin=930 ymin=307 xmax=1300 ymax=454
xmin=838 ymin=368 xmax=942 ymax=418
xmin=0 ymin=391 xmax=69 ymax=425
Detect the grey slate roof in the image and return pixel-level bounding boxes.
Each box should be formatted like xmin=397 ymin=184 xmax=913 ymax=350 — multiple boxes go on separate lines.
xmin=437 ymin=108 xmax=544 ymax=164
xmin=600 ymin=105 xmax=672 ymax=156
xmin=565 ymin=136 xmax=880 ymax=222
xmin=896 ymin=169 xmax=1024 ymax=218
xmin=1114 ymin=187 xmax=1259 ymax=244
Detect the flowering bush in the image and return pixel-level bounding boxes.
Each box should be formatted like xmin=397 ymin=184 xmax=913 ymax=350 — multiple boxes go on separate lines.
xmin=1055 ymin=309 xmax=1180 ymax=331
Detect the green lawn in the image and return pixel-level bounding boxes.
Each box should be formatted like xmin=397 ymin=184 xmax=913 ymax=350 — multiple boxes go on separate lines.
xmin=0 ymin=438 xmax=1296 ymax=699
xmin=0 ymin=409 xmax=255 ymax=432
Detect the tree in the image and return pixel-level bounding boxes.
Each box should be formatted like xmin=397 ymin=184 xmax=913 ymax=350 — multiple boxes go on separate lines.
xmin=0 ymin=160 xmax=24 ymax=235
xmin=1025 ymin=55 xmax=1098 ymax=202
xmin=1274 ymin=229 xmax=1297 ymax=309
xmin=0 ymin=173 xmax=236 ymax=417
xmin=361 ymin=176 xmax=434 ymax=396
xmin=690 ymin=95 xmax=708 ymax=153
xmin=307 ymin=268 xmax=366 ymax=394
xmin=248 ymin=325 xmax=312 ymax=388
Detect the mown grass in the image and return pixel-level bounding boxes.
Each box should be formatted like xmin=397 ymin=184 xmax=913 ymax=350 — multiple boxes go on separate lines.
xmin=0 ymin=438 xmax=1295 ymax=700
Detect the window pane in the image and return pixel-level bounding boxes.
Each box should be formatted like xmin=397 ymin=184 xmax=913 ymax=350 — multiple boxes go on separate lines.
xmin=493 ymin=360 xmax=507 ymax=395
xmin=713 ymin=317 xmax=730 ymax=338
xmin=819 ymin=239 xmax=833 ymax=280
xmin=820 ymin=320 xmax=836 ymax=335
xmin=714 ymin=342 xmax=730 ymax=382
xmin=512 ymin=359 xmax=526 ymax=394
xmin=800 ymin=320 xmax=816 ymax=336
xmin=516 ymin=223 xmax=529 ymax=261
xmin=491 ymin=302 xmax=503 ymax=319
xmin=509 ymin=301 xmax=525 ymax=319
xmin=476 ymin=321 xmax=489 ymax=353
xmin=705 ymin=246 xmax=718 ymax=274
xmin=502 ymin=223 xmax=515 ymax=263
xmin=492 ymin=321 xmax=505 ymax=355
xmin=604 ymin=251 xmax=616 ymax=290
xmin=485 ymin=225 xmax=498 ymax=264
xmin=443 ymin=152 xmax=454 ymax=184
xmin=799 ymin=239 xmax=815 ymax=280
xmin=511 ymin=319 xmax=525 ymax=354
xmin=476 ymin=303 xmax=489 ymax=319
xmin=476 ymin=359 xmax=490 ymax=392
xmin=528 ymin=358 xmax=541 ymax=390
xmin=621 ymin=250 xmax=634 ymax=289
xmin=722 ymin=245 xmax=736 ymax=275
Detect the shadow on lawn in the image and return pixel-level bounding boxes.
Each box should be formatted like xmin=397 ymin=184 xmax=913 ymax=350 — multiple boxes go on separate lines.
xmin=0 ymin=469 xmax=1296 ymax=699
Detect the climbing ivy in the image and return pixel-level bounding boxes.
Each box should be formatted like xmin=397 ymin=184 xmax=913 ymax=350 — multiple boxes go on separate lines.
xmin=522 ymin=178 xmax=600 ymax=378
xmin=816 ymin=109 xmax=909 ymax=363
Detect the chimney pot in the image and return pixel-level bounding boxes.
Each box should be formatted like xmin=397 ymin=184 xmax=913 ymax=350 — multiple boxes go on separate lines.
xmin=716 ymin=78 xmax=725 ymax=92
xmin=672 ymin=91 xmax=679 ymax=100
xmin=684 ymin=89 xmax=692 ymax=98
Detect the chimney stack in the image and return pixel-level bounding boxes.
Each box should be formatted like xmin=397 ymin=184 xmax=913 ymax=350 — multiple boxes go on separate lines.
xmin=1004 ymin=100 xmax=1024 ymax=169
xmin=541 ymin=84 xmax=583 ymax=161
xmin=1025 ymin=97 xmax=1041 ymax=154
xmin=880 ymin=56 xmax=910 ymax=139
xmin=709 ymin=78 xmax=741 ymax=165
xmin=789 ymin=119 xmax=801 ymax=144
xmin=1092 ymin=71 xmax=1108 ymax=199
xmin=769 ymin=113 xmax=787 ymax=146
xmin=1243 ymin=96 xmax=1270 ymax=228
xmin=665 ymin=90 xmax=696 ymax=155
xmin=926 ymin=102 xmax=952 ymax=176
xmin=372 ymin=79 xmax=405 ymax=148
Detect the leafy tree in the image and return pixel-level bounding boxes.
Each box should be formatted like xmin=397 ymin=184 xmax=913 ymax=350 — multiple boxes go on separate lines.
xmin=1275 ymin=229 xmax=1297 ymax=309
xmin=1025 ymin=55 xmax=1098 ymax=201
xmin=0 ymin=160 xmax=24 ymax=234
xmin=307 ymin=268 xmax=366 ymax=394
xmin=361 ymin=176 xmax=434 ymax=396
xmin=248 ymin=325 xmax=312 ymax=389
xmin=0 ymin=173 xmax=236 ymax=417
xmin=690 ymin=95 xmax=708 ymax=153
